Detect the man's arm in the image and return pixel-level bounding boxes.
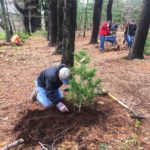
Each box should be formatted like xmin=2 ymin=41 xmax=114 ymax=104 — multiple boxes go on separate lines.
xmin=45 ymin=79 xmax=61 ymax=105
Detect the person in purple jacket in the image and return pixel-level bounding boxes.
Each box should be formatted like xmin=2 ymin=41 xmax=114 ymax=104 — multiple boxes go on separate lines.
xmin=30 ymin=64 xmax=70 ymax=113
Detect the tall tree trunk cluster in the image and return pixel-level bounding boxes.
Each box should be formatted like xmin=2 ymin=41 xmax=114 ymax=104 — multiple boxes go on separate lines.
xmin=0 ymin=0 xmax=12 ymax=41
xmin=48 ymin=0 xmax=77 ymax=67
xmin=90 ymin=0 xmax=103 ymax=44
xmin=41 ymin=0 xmax=49 ymax=31
xmin=61 ymin=0 xmax=77 ymax=66
xmin=83 ymin=0 xmax=89 ymax=37
xmin=107 ymin=0 xmax=113 ymax=22
xmin=14 ymin=0 xmax=41 ymax=33
xmin=48 ymin=0 xmax=64 ymax=49
xmin=48 ymin=0 xmax=58 ymax=46
xmin=128 ymin=0 xmax=150 ymax=59
xmin=56 ymin=0 xmax=64 ymax=52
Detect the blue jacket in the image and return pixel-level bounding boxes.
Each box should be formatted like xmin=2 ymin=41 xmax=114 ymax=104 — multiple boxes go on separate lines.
xmin=37 ymin=64 xmax=67 ymax=104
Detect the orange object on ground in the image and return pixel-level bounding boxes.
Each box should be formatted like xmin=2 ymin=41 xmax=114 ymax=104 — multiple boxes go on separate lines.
xmin=11 ymin=34 xmax=20 ymax=45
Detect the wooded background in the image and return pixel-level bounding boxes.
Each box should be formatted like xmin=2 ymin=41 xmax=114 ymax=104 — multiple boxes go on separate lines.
xmin=0 ymin=0 xmax=150 ymax=64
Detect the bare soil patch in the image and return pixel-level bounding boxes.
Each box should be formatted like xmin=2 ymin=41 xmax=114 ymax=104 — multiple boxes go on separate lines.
xmin=0 ymin=32 xmax=150 ymax=149
xmin=13 ymin=96 xmax=136 ymax=150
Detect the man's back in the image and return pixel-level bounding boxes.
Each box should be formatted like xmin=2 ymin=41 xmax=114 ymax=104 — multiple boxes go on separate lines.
xmin=128 ymin=23 xmax=137 ymax=36
xmin=37 ymin=64 xmax=66 ymax=89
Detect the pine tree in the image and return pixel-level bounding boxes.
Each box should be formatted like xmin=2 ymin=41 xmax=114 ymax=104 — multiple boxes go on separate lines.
xmin=68 ymin=51 xmax=101 ymax=112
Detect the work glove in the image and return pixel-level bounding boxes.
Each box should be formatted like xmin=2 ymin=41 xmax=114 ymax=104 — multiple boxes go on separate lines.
xmin=56 ymin=102 xmax=69 ymax=113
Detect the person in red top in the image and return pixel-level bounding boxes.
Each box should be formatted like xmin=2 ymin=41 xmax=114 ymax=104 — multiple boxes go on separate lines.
xmin=99 ymin=21 xmax=111 ymax=52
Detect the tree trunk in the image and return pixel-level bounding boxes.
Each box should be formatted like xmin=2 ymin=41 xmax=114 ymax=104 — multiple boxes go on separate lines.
xmin=107 ymin=0 xmax=113 ymax=22
xmin=127 ymin=0 xmax=150 ymax=59
xmin=41 ymin=0 xmax=48 ymax=30
xmin=30 ymin=0 xmax=41 ymax=32
xmin=90 ymin=0 xmax=103 ymax=44
xmin=53 ymin=0 xmax=64 ymax=54
xmin=24 ymin=0 xmax=41 ymax=32
xmin=5 ymin=0 xmax=13 ymax=35
xmin=14 ymin=0 xmax=41 ymax=33
xmin=29 ymin=9 xmax=32 ymax=35
xmin=48 ymin=0 xmax=58 ymax=46
xmin=0 ymin=0 xmax=11 ymax=42
xmin=83 ymin=0 xmax=89 ymax=37
xmin=61 ymin=0 xmax=77 ymax=67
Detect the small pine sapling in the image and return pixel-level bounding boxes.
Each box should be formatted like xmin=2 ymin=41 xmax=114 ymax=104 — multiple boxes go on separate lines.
xmin=68 ymin=51 xmax=101 ymax=112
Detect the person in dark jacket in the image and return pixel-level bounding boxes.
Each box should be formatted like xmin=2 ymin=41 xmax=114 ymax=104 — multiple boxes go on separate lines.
xmin=123 ymin=19 xmax=137 ymax=47
xmin=30 ymin=64 xmax=70 ymax=112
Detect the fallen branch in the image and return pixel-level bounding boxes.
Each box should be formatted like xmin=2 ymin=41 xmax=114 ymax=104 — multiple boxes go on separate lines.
xmin=0 ymin=42 xmax=12 ymax=46
xmin=38 ymin=142 xmax=48 ymax=150
xmin=55 ymin=124 xmax=75 ymax=138
xmin=52 ymin=60 xmax=61 ymax=63
xmin=51 ymin=136 xmax=63 ymax=150
xmin=1 ymin=139 xmax=24 ymax=150
xmin=51 ymin=124 xmax=75 ymax=150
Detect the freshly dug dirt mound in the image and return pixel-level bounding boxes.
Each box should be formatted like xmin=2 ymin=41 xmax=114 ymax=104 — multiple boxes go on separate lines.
xmin=14 ymin=96 xmax=135 ymax=149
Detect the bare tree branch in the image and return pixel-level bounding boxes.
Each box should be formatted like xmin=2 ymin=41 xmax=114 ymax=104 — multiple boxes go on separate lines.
xmin=13 ymin=0 xmax=24 ymax=14
xmin=1 ymin=139 xmax=24 ymax=150
xmin=0 ymin=22 xmax=5 ymax=30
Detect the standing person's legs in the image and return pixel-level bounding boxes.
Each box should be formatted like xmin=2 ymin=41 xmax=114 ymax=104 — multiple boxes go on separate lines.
xmin=100 ymin=35 xmax=105 ymax=51
xmin=123 ymin=33 xmax=127 ymax=44
xmin=127 ymin=35 xmax=133 ymax=48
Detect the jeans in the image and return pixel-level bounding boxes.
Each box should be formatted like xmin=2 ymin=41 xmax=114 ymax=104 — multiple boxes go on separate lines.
xmin=100 ymin=35 xmax=105 ymax=50
xmin=127 ymin=35 xmax=134 ymax=48
xmin=35 ymin=81 xmax=63 ymax=108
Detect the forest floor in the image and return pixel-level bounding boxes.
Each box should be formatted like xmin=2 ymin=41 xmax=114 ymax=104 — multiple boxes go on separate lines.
xmin=0 ymin=31 xmax=150 ymax=150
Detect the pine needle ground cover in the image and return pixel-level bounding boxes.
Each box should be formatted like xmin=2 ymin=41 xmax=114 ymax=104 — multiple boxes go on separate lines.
xmin=0 ymin=35 xmax=149 ymax=150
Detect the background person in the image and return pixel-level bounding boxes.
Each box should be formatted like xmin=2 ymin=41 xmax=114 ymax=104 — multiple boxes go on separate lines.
xmin=98 ymin=21 xmax=111 ymax=52
xmin=11 ymin=34 xmax=21 ymax=46
xmin=123 ymin=19 xmax=137 ymax=47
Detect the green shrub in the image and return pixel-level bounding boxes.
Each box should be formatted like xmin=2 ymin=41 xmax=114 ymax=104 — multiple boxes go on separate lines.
xmin=0 ymin=32 xmax=5 ymax=40
xmin=14 ymin=32 xmax=30 ymax=43
xmin=31 ymin=30 xmax=47 ymax=37
xmin=68 ymin=51 xmax=101 ymax=112
xmin=119 ymin=133 xmax=141 ymax=150
xmin=144 ymin=33 xmax=150 ymax=55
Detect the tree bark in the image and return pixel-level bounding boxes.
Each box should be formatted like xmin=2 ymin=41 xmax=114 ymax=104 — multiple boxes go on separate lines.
xmin=61 ymin=0 xmax=77 ymax=67
xmin=48 ymin=0 xmax=58 ymax=46
xmin=5 ymin=0 xmax=13 ymax=35
xmin=0 ymin=23 xmax=5 ymax=30
xmin=41 ymin=0 xmax=48 ymax=31
xmin=127 ymin=0 xmax=150 ymax=59
xmin=29 ymin=9 xmax=32 ymax=34
xmin=83 ymin=0 xmax=89 ymax=37
xmin=107 ymin=0 xmax=113 ymax=22
xmin=90 ymin=0 xmax=103 ymax=44
xmin=0 ymin=0 xmax=11 ymax=42
xmin=31 ymin=0 xmax=41 ymax=32
xmin=53 ymin=0 xmax=64 ymax=54
xmin=14 ymin=0 xmax=41 ymax=33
